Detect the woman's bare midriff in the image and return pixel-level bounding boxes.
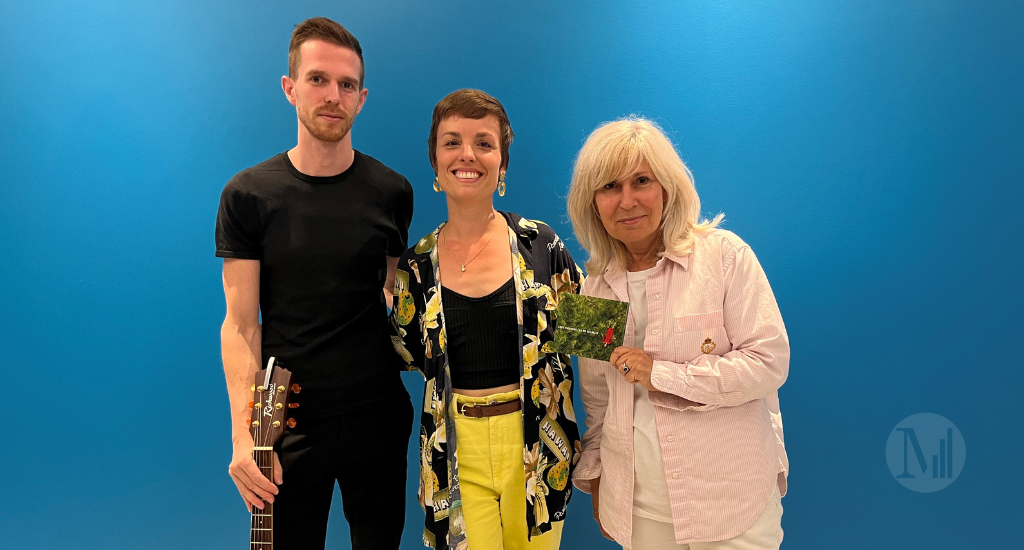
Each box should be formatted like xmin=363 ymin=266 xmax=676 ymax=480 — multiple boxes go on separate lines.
xmin=452 ymin=382 xmax=520 ymax=398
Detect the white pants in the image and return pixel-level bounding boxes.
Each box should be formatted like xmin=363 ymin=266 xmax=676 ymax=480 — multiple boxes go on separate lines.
xmin=626 ymin=487 xmax=783 ymax=550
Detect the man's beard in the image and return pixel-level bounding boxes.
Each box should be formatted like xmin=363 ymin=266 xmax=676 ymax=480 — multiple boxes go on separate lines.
xmin=298 ymin=105 xmax=354 ymax=143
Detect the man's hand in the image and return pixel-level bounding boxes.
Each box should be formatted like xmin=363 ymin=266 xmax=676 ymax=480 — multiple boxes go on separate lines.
xmin=610 ymin=346 xmax=657 ymax=392
xmin=228 ymin=432 xmax=282 ymax=511
xmin=590 ymin=476 xmax=614 ymax=541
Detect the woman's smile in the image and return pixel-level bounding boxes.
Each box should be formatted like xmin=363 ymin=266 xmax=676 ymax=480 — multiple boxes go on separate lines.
xmin=453 ymin=169 xmax=484 ymax=182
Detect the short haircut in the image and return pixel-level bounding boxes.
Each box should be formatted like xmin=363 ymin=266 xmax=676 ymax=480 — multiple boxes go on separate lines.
xmin=567 ymin=116 xmax=723 ymax=274
xmin=288 ymin=17 xmax=364 ymax=87
xmin=428 ymin=89 xmax=514 ymax=174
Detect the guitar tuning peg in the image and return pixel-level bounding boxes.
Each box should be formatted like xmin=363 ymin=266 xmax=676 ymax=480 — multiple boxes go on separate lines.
xmin=246 ymin=418 xmax=252 ymax=426
xmin=291 ymin=383 xmax=301 ymax=394
xmin=287 ymin=418 xmax=296 ymax=428
xmin=248 ymin=400 xmax=254 ymax=409
xmin=288 ymin=403 xmax=299 ymax=409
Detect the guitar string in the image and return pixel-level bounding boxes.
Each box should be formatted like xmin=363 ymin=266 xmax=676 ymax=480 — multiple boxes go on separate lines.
xmin=272 ymin=378 xmax=288 ymax=544
xmin=259 ymin=380 xmax=266 ymax=546
xmin=260 ymin=376 xmax=268 ymax=547
xmin=267 ymin=382 xmax=278 ymax=547
xmin=255 ymin=384 xmax=269 ymax=546
xmin=262 ymin=381 xmax=278 ymax=544
xmin=251 ymin=376 xmax=288 ymax=547
xmin=253 ymin=381 xmax=262 ymax=547
xmin=253 ymin=381 xmax=271 ymax=546
xmin=260 ymin=379 xmax=283 ymax=547
xmin=251 ymin=380 xmax=258 ymax=548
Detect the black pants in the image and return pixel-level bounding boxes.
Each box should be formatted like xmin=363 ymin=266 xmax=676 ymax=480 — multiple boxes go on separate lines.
xmin=273 ymin=395 xmax=414 ymax=550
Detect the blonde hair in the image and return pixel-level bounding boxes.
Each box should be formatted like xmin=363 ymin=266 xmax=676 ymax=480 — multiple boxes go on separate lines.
xmin=567 ymin=116 xmax=722 ymax=275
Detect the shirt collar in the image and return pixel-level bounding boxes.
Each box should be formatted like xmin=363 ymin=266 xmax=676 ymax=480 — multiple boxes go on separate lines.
xmin=662 ymin=250 xmax=691 ymax=271
xmin=605 ymin=250 xmax=690 ymax=277
xmin=603 ymin=250 xmax=688 ymax=301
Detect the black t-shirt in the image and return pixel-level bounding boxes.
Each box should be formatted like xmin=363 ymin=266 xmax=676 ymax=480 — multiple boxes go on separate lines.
xmin=215 ymin=150 xmax=414 ymax=419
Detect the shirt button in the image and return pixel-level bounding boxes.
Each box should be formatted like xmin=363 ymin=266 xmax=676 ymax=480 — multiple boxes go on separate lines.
xmin=672 ymin=472 xmax=679 ymax=479
xmin=653 ymin=294 xmax=660 ymax=300
xmin=652 ymin=329 xmax=659 ymax=335
xmin=667 ymin=436 xmax=675 ymax=442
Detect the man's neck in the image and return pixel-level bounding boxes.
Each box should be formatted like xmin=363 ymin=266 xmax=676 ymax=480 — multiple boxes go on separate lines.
xmin=287 ymin=127 xmax=355 ymax=177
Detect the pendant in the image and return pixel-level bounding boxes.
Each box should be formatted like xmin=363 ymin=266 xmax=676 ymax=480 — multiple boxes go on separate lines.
xmin=461 ymin=265 xmax=466 ymax=272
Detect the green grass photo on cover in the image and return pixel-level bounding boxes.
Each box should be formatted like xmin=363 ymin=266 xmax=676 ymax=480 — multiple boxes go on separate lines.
xmin=551 ymin=293 xmax=630 ymax=362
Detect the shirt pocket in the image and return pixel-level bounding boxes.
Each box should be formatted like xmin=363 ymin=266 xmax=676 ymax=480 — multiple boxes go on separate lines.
xmin=672 ymin=310 xmax=730 ymax=362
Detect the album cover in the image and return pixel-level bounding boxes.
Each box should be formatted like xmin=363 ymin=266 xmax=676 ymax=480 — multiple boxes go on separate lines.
xmin=550 ymin=293 xmax=630 ymax=361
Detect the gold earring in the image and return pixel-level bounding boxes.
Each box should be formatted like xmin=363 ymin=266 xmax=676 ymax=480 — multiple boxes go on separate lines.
xmin=433 ymin=177 xmax=441 ymax=192
xmin=497 ymin=172 xmax=506 ymax=197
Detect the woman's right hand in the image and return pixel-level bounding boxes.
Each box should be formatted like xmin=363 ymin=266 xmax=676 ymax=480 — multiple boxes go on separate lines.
xmin=590 ymin=476 xmax=614 ymax=541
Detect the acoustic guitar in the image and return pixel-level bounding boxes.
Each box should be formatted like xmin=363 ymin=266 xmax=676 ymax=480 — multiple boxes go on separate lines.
xmin=248 ymin=357 xmax=299 ymax=550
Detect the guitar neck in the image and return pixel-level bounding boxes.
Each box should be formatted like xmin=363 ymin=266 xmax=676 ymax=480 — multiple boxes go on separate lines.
xmin=250 ymin=449 xmax=275 ymax=549
xmin=247 ymin=362 xmax=296 ymax=550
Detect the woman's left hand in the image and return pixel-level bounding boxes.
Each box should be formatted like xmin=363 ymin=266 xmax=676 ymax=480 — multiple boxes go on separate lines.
xmin=609 ymin=347 xmax=656 ymax=392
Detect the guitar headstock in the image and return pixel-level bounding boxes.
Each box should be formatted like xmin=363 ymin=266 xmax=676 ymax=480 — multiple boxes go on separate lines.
xmin=247 ymin=361 xmax=299 ymax=449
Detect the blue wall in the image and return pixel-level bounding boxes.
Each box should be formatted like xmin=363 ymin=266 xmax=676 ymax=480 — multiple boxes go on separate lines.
xmin=2 ymin=1 xmax=1022 ymax=548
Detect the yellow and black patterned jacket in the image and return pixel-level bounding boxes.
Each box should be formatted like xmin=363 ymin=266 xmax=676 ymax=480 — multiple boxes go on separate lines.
xmin=389 ymin=211 xmax=585 ymax=550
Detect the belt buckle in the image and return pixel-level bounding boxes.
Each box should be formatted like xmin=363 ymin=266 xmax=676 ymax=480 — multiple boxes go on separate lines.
xmin=459 ymin=403 xmax=472 ymax=416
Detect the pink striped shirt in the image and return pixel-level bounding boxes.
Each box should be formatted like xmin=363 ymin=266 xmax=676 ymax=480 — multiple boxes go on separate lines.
xmin=572 ymin=229 xmax=790 ymax=544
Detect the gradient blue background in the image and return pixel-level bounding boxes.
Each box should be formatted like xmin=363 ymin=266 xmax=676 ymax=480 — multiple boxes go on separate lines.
xmin=2 ymin=1 xmax=1022 ymax=548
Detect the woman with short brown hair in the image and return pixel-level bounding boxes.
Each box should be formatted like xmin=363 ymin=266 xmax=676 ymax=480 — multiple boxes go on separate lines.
xmin=390 ymin=89 xmax=583 ymax=550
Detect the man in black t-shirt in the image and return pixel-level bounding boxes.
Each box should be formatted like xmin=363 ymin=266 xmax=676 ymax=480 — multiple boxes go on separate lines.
xmin=215 ymin=18 xmax=414 ymax=550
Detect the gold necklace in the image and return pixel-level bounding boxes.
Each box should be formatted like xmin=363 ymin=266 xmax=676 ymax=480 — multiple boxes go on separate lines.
xmin=442 ymin=225 xmax=496 ymax=272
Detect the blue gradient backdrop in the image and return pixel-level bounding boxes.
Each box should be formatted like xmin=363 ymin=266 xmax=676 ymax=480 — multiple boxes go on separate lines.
xmin=1 ymin=1 xmax=1022 ymax=548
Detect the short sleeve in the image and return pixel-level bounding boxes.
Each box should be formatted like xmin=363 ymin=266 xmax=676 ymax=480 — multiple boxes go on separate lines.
xmin=215 ymin=178 xmax=262 ymax=259
xmin=387 ymin=178 xmax=414 ymax=257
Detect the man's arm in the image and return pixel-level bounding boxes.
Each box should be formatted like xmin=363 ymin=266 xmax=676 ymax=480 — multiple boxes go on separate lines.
xmin=383 ymin=255 xmax=400 ymax=309
xmin=221 ymin=258 xmax=280 ymax=510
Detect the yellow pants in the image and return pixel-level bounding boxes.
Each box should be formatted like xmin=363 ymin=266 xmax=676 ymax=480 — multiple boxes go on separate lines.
xmin=454 ymin=390 xmax=564 ymax=550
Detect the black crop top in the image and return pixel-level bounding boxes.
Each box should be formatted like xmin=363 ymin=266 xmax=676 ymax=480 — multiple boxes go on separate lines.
xmin=441 ymin=278 xmax=520 ymax=390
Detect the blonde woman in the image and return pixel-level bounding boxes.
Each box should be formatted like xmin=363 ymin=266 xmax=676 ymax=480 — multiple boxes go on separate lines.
xmin=567 ymin=117 xmax=790 ymax=550
xmin=390 ymin=89 xmax=584 ymax=550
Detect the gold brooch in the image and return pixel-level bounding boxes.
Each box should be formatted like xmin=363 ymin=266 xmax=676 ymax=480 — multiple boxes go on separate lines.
xmin=701 ymin=337 xmax=716 ymax=354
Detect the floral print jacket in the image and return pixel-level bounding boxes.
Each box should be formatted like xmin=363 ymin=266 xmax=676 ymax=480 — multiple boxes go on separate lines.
xmin=390 ymin=211 xmax=585 ymax=550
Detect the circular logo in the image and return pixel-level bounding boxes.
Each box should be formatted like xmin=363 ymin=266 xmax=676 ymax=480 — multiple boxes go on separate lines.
xmin=885 ymin=413 xmax=965 ymax=493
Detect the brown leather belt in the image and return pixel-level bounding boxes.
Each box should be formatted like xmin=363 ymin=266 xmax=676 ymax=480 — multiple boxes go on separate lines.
xmin=459 ymin=399 xmax=522 ymax=418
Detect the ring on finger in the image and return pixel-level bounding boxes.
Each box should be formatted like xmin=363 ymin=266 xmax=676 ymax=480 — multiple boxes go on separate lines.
xmin=622 ymin=361 xmax=630 ymax=374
